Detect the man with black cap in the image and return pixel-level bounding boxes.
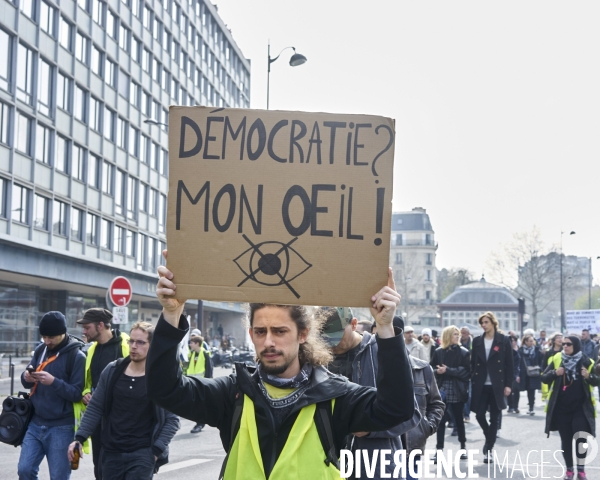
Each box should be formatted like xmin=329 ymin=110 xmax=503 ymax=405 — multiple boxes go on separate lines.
xmin=18 ymin=311 xmax=86 ymax=479
xmin=77 ymin=307 xmax=130 ymax=479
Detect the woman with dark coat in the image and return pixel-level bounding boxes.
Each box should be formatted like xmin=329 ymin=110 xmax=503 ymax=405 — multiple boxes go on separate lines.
xmin=517 ymin=334 xmax=543 ymax=415
xmin=507 ymin=335 xmax=521 ymax=413
xmin=542 ymin=335 xmax=600 ymax=480
xmin=431 ymin=325 xmax=471 ymax=461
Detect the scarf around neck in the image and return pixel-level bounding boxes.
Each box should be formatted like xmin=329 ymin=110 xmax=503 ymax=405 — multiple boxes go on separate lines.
xmin=257 ymin=362 xmax=313 ymax=408
xmin=562 ymin=351 xmax=583 ymax=382
xmin=523 ymin=345 xmax=535 ymax=357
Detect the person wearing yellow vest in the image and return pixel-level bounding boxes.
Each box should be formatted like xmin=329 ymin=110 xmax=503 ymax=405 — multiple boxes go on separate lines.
xmin=187 ymin=335 xmax=213 ymax=433
xmin=542 ymin=335 xmax=599 ymax=480
xmin=541 ymin=332 xmax=563 ymax=402
xmin=19 ymin=311 xmax=86 ymax=479
xmin=149 ymin=261 xmax=415 ymax=480
xmin=77 ymin=308 xmax=129 ymax=480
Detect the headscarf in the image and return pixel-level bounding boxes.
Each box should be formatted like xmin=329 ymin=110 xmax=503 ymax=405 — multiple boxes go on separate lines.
xmin=561 ymin=336 xmax=583 ymax=382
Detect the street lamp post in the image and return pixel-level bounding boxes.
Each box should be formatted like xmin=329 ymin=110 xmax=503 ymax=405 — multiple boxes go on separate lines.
xmin=144 ymin=119 xmax=168 ymax=128
xmin=267 ymin=41 xmax=307 ymax=110
xmin=560 ymin=230 xmax=576 ymax=332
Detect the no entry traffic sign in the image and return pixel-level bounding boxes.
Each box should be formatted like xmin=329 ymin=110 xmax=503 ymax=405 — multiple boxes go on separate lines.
xmin=109 ymin=276 xmax=132 ymax=306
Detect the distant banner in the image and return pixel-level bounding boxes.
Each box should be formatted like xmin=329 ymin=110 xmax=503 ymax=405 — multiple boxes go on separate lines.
xmin=167 ymin=106 xmax=395 ymax=307
xmin=566 ymin=310 xmax=600 ymax=335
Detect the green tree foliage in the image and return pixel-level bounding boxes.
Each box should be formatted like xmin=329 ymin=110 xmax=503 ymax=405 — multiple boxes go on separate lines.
xmin=574 ymin=286 xmax=600 ymax=310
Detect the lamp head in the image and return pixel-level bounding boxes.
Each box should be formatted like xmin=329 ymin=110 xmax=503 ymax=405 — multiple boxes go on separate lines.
xmin=289 ymin=50 xmax=307 ymax=67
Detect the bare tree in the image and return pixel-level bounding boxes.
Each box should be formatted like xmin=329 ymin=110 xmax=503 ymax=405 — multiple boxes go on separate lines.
xmin=487 ymin=227 xmax=559 ymax=331
xmin=437 ymin=268 xmax=475 ymax=300
xmin=393 ymin=251 xmax=424 ymax=323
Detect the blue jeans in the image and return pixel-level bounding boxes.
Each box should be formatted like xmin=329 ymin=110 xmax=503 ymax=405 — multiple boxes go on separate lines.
xmin=18 ymin=422 xmax=73 ymax=480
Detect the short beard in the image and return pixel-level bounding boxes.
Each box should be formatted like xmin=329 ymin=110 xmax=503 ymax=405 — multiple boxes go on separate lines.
xmin=259 ymin=349 xmax=297 ymax=376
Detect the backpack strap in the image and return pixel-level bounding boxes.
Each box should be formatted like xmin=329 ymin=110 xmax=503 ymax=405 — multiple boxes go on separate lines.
xmin=313 ymin=400 xmax=339 ymax=470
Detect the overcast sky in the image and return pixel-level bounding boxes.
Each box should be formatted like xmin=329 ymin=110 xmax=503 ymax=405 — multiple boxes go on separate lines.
xmin=216 ymin=1 xmax=600 ymax=285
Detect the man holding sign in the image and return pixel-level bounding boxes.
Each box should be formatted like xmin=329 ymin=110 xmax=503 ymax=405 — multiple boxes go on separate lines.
xmin=147 ymin=258 xmax=414 ymax=479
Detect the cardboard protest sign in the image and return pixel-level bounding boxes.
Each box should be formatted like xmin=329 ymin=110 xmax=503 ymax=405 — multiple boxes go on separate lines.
xmin=167 ymin=106 xmax=395 ymax=307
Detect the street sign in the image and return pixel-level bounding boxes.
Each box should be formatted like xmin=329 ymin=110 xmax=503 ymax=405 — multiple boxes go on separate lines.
xmin=112 ymin=306 xmax=128 ymax=325
xmin=109 ymin=276 xmax=132 ymax=306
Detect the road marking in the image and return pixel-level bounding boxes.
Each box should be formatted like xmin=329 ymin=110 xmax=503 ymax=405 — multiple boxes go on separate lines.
xmin=157 ymin=458 xmax=212 ymax=473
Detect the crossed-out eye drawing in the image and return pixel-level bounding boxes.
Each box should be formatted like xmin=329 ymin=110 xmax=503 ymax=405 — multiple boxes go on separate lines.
xmin=233 ymin=235 xmax=313 ymax=299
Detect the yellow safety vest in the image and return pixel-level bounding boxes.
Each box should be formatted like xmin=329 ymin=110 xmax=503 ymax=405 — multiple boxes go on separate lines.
xmin=545 ymin=354 xmax=596 ymax=414
xmin=82 ymin=333 xmax=130 ymax=396
xmin=187 ymin=348 xmax=206 ymax=377
xmin=223 ymin=395 xmax=340 ymax=480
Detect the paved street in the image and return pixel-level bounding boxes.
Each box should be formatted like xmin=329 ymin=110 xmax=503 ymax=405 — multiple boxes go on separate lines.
xmin=0 ymin=360 xmax=599 ymax=479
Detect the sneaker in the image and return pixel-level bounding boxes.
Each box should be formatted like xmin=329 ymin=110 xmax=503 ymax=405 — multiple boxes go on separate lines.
xmin=496 ymin=430 xmax=501 ymax=438
xmin=576 ymin=472 xmax=587 ymax=480
xmin=528 ymin=410 xmax=535 ymax=416
xmin=514 ymin=409 xmax=520 ymax=414
xmin=451 ymin=429 xmax=458 ymax=436
xmin=507 ymin=409 xmax=515 ymax=413
xmin=484 ymin=452 xmax=493 ymax=464
xmin=564 ymin=470 xmax=574 ymax=480
xmin=190 ymin=424 xmax=204 ymax=433
xmin=464 ymin=416 xmax=470 ymax=422
xmin=460 ymin=443 xmax=467 ymax=460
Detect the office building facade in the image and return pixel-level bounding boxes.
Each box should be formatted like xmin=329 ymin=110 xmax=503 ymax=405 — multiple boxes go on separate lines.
xmin=0 ymin=0 xmax=251 ymax=351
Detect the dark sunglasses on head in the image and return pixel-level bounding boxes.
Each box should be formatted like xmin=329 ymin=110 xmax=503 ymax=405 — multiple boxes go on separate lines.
xmin=562 ymin=342 xmax=573 ymax=346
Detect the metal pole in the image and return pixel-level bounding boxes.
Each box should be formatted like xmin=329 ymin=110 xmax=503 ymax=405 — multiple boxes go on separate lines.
xmin=560 ymin=236 xmax=565 ymax=332
xmin=197 ymin=300 xmax=204 ymax=331
xmin=9 ymin=354 xmax=14 ymax=397
xmin=267 ymin=41 xmax=271 ymax=110
xmin=589 ymin=257 xmax=592 ymax=310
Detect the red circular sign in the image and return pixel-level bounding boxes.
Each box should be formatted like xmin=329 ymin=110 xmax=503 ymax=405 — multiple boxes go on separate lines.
xmin=109 ymin=276 xmax=132 ymax=306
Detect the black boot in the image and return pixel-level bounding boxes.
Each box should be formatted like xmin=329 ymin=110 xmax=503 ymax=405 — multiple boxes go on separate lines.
xmin=460 ymin=442 xmax=467 ymax=460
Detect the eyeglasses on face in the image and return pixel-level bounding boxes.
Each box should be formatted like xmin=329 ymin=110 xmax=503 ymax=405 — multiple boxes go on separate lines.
xmin=127 ymin=339 xmax=148 ymax=347
xmin=562 ymin=342 xmax=573 ymax=347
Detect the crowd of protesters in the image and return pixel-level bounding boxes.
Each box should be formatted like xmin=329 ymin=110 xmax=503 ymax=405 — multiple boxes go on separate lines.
xmin=8 ymin=278 xmax=600 ymax=480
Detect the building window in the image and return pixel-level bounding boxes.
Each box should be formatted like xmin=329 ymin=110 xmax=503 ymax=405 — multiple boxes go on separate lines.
xmin=40 ymin=1 xmax=56 ymax=37
xmin=116 ymin=117 xmax=127 ymax=150
xmin=0 ymin=177 xmax=6 ymax=218
xmin=15 ymin=112 xmax=32 ymax=156
xmin=126 ymin=229 xmax=135 ymax=256
xmin=12 ymin=184 xmax=30 ymax=224
xmin=105 ymin=59 xmax=116 ymax=87
xmin=127 ymin=176 xmax=136 ymax=219
xmin=38 ymin=58 xmax=53 ymax=117
xmin=426 ymin=253 xmax=432 ymax=265
xmin=426 ymin=291 xmax=431 ymax=300
xmin=142 ymin=49 xmax=151 ymax=73
xmin=131 ymin=36 xmax=141 ymax=63
xmin=136 ymin=233 xmax=146 ymax=270
xmin=100 ymin=218 xmax=112 ymax=249
xmin=92 ymin=0 xmax=104 ymax=25
xmin=119 ymin=25 xmax=130 ymax=50
xmin=102 ymin=161 xmax=113 ymax=195
xmin=74 ymin=85 xmax=87 ymax=123
xmin=53 ymin=200 xmax=67 ymax=235
xmin=34 ymin=194 xmax=49 ymax=230
xmin=77 ymin=0 xmax=90 ymax=13
xmin=159 ymin=193 xmax=166 ymax=233
xmin=147 ymin=237 xmax=157 ymax=272
xmin=143 ymin=5 xmax=152 ymax=30
xmin=425 ymin=233 xmax=431 ymax=246
xmin=91 ymin=45 xmax=103 ymax=76
xmin=59 ymin=17 xmax=72 ymax=51
xmin=139 ymin=182 xmax=147 ymax=212
xmin=55 ymin=135 xmax=69 ymax=173
xmin=104 ymin=107 xmax=114 ymax=140
xmin=56 ymin=72 xmax=71 ymax=112
xmin=71 ymin=207 xmax=83 ymax=240
xmin=20 ymin=0 xmax=35 ymax=19
xmin=118 ymin=69 xmax=129 ymax=98
xmin=35 ymin=124 xmax=52 ymax=165
xmin=114 ymin=169 xmax=124 ymax=213
xmin=426 ymin=270 xmax=432 ymax=281
xmin=88 ymin=154 xmax=100 ymax=188
xmin=72 ymin=144 xmax=85 ymax=181
xmin=0 ymin=102 xmax=9 ymax=145
xmin=139 ymin=134 xmax=149 ymax=164
xmin=160 ymin=149 xmax=168 ymax=176
xmin=0 ymin=30 xmax=11 ymax=92
xmin=106 ymin=10 xmax=117 ymax=38
xmin=130 ymin=81 xmax=140 ymax=108
xmin=86 ymin=212 xmax=98 ymax=245
xmin=16 ymin=43 xmax=35 ymax=105
xmin=395 ymin=234 xmax=403 ymax=246
xmin=395 ymin=253 xmax=402 ymax=264
xmin=128 ymin=125 xmax=138 ymax=157
xmin=114 ymin=225 xmax=125 ymax=253
xmin=89 ymin=97 xmax=102 ymax=132
xmin=148 ymin=188 xmax=157 ymax=217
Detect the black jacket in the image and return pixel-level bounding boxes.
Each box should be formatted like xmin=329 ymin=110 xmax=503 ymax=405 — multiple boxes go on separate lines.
xmin=431 ymin=344 xmax=471 ymax=403
xmin=75 ymin=357 xmax=180 ymax=471
xmin=471 ymin=332 xmax=514 ymax=411
xmin=541 ymin=355 xmax=600 ymax=437
xmin=146 ymin=315 xmax=415 ymax=479
xmin=518 ymin=346 xmax=543 ymax=391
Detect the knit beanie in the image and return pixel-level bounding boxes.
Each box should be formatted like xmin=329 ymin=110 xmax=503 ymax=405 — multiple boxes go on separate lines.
xmin=422 ymin=328 xmax=432 ymax=336
xmin=39 ymin=311 xmax=67 ymax=337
